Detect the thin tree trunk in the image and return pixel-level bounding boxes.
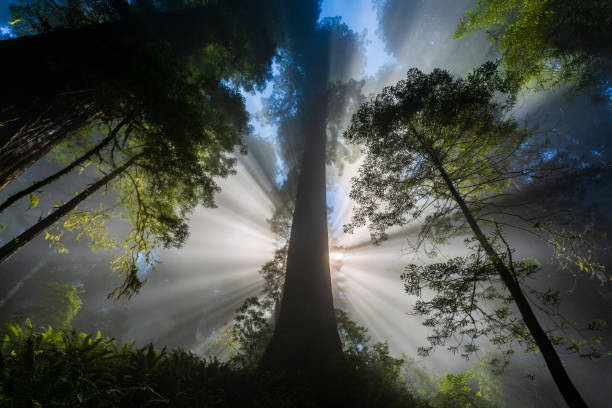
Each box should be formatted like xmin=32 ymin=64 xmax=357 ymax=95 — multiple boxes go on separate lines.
xmin=0 ymin=154 xmax=140 ymax=264
xmin=0 ymin=118 xmax=128 ymax=213
xmin=430 ymin=153 xmax=588 ymax=408
xmin=259 ymin=102 xmax=342 ymax=371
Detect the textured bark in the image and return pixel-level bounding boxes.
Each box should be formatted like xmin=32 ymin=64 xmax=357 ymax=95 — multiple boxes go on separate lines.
xmin=0 ymin=99 xmax=99 ymax=192
xmin=259 ymin=102 xmax=342 ymax=371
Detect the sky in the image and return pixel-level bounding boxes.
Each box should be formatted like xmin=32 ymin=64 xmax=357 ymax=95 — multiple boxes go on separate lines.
xmin=0 ymin=1 xmax=9 ymax=36
xmin=1 ymin=1 xmax=612 ymax=406
xmin=319 ymin=0 xmax=395 ymax=77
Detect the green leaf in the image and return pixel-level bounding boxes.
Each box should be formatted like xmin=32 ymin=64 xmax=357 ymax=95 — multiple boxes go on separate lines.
xmin=588 ymin=319 xmax=607 ymax=331
xmin=28 ymin=193 xmax=39 ymax=208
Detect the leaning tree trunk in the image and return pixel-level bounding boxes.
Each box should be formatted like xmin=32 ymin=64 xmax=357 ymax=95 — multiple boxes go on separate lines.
xmin=259 ymin=102 xmax=342 ymax=371
xmin=0 ymin=118 xmax=128 ymax=214
xmin=430 ymin=153 xmax=588 ymax=408
xmin=0 ymin=0 xmax=275 ymax=192
xmin=0 ymin=154 xmax=140 ymax=265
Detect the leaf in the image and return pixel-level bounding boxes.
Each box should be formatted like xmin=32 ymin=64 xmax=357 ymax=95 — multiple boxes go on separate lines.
xmin=28 ymin=193 xmax=39 ymax=208
xmin=9 ymin=18 xmax=22 ymax=26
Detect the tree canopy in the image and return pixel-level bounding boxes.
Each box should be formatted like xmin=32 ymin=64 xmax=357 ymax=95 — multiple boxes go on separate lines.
xmin=454 ymin=0 xmax=612 ymax=89
xmin=344 ymin=61 xmax=523 ymax=245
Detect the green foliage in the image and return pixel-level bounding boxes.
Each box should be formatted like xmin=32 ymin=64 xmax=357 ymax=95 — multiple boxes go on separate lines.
xmin=402 ymin=246 xmax=610 ymax=363
xmin=0 ymin=323 xmax=301 ymax=407
xmin=27 ymin=193 xmax=39 ymax=209
xmin=402 ymin=248 xmax=537 ymax=360
xmin=229 ymin=297 xmax=273 ymax=369
xmin=38 ymin=40 xmax=251 ymax=298
xmin=436 ymin=372 xmax=483 ymax=408
xmin=0 ymin=322 xmax=426 ymax=407
xmin=0 ymin=317 xmax=507 ymax=407
xmin=37 ymin=283 xmax=84 ymax=330
xmin=344 ymin=62 xmax=524 ymax=245
xmin=336 ymin=309 xmax=502 ymax=408
xmin=11 ymin=282 xmax=84 ymax=331
xmin=401 ymin=356 xmax=504 ymax=408
xmin=454 ymin=0 xmax=612 ymax=90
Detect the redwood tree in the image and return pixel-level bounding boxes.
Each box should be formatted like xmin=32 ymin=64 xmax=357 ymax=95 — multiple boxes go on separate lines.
xmin=259 ymin=12 xmax=364 ymax=370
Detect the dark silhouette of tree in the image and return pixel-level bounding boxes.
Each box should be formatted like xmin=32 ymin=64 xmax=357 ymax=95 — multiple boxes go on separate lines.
xmin=0 ymin=0 xmax=280 ymax=191
xmin=344 ymin=63 xmax=588 ymax=407
xmin=258 ymin=7 xmax=365 ymax=370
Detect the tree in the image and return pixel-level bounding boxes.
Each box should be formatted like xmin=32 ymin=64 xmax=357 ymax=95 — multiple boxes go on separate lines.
xmin=454 ymin=0 xmax=612 ymax=90
xmin=0 ymin=0 xmax=280 ymax=191
xmin=0 ymin=69 xmax=249 ymax=298
xmin=258 ymin=11 xmax=366 ymax=371
xmin=344 ymin=63 xmax=588 ymax=407
xmin=402 ymin=248 xmax=607 ymax=363
xmin=36 ymin=282 xmax=84 ymax=329
xmin=12 ymin=282 xmax=84 ymax=330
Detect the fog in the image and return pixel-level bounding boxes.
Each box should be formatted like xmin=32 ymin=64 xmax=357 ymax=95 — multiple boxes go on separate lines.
xmin=1 ymin=0 xmax=612 ymax=406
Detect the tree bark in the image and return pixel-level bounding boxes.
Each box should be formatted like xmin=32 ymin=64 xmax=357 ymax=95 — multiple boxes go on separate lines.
xmin=259 ymin=102 xmax=342 ymax=371
xmin=430 ymin=151 xmax=588 ymax=408
xmin=0 ymin=100 xmax=99 ymax=192
xmin=0 ymin=118 xmax=128 ymax=213
xmin=0 ymin=154 xmax=140 ymax=265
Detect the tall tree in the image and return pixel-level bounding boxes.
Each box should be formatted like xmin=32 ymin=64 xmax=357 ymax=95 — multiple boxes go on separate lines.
xmin=258 ymin=10 xmax=365 ymax=370
xmin=344 ymin=63 xmax=589 ymax=407
xmin=0 ymin=0 xmax=280 ymax=191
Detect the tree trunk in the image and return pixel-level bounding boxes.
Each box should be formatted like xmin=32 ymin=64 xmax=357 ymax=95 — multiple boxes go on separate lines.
xmin=431 ymin=154 xmax=588 ymax=408
xmin=0 ymin=154 xmax=140 ymax=265
xmin=0 ymin=99 xmax=99 ymax=192
xmin=0 ymin=117 xmax=127 ymax=213
xmin=259 ymin=102 xmax=342 ymax=371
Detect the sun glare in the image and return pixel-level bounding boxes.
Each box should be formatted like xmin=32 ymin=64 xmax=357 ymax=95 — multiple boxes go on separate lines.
xmin=330 ymin=251 xmax=344 ymax=261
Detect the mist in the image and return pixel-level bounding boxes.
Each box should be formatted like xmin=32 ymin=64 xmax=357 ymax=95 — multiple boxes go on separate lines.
xmin=1 ymin=0 xmax=611 ymax=406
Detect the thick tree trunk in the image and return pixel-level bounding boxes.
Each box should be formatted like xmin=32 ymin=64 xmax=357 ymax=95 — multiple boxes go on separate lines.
xmin=259 ymin=102 xmax=342 ymax=371
xmin=0 ymin=0 xmax=275 ymax=192
xmin=431 ymin=154 xmax=588 ymax=408
xmin=0 ymin=154 xmax=140 ymax=265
